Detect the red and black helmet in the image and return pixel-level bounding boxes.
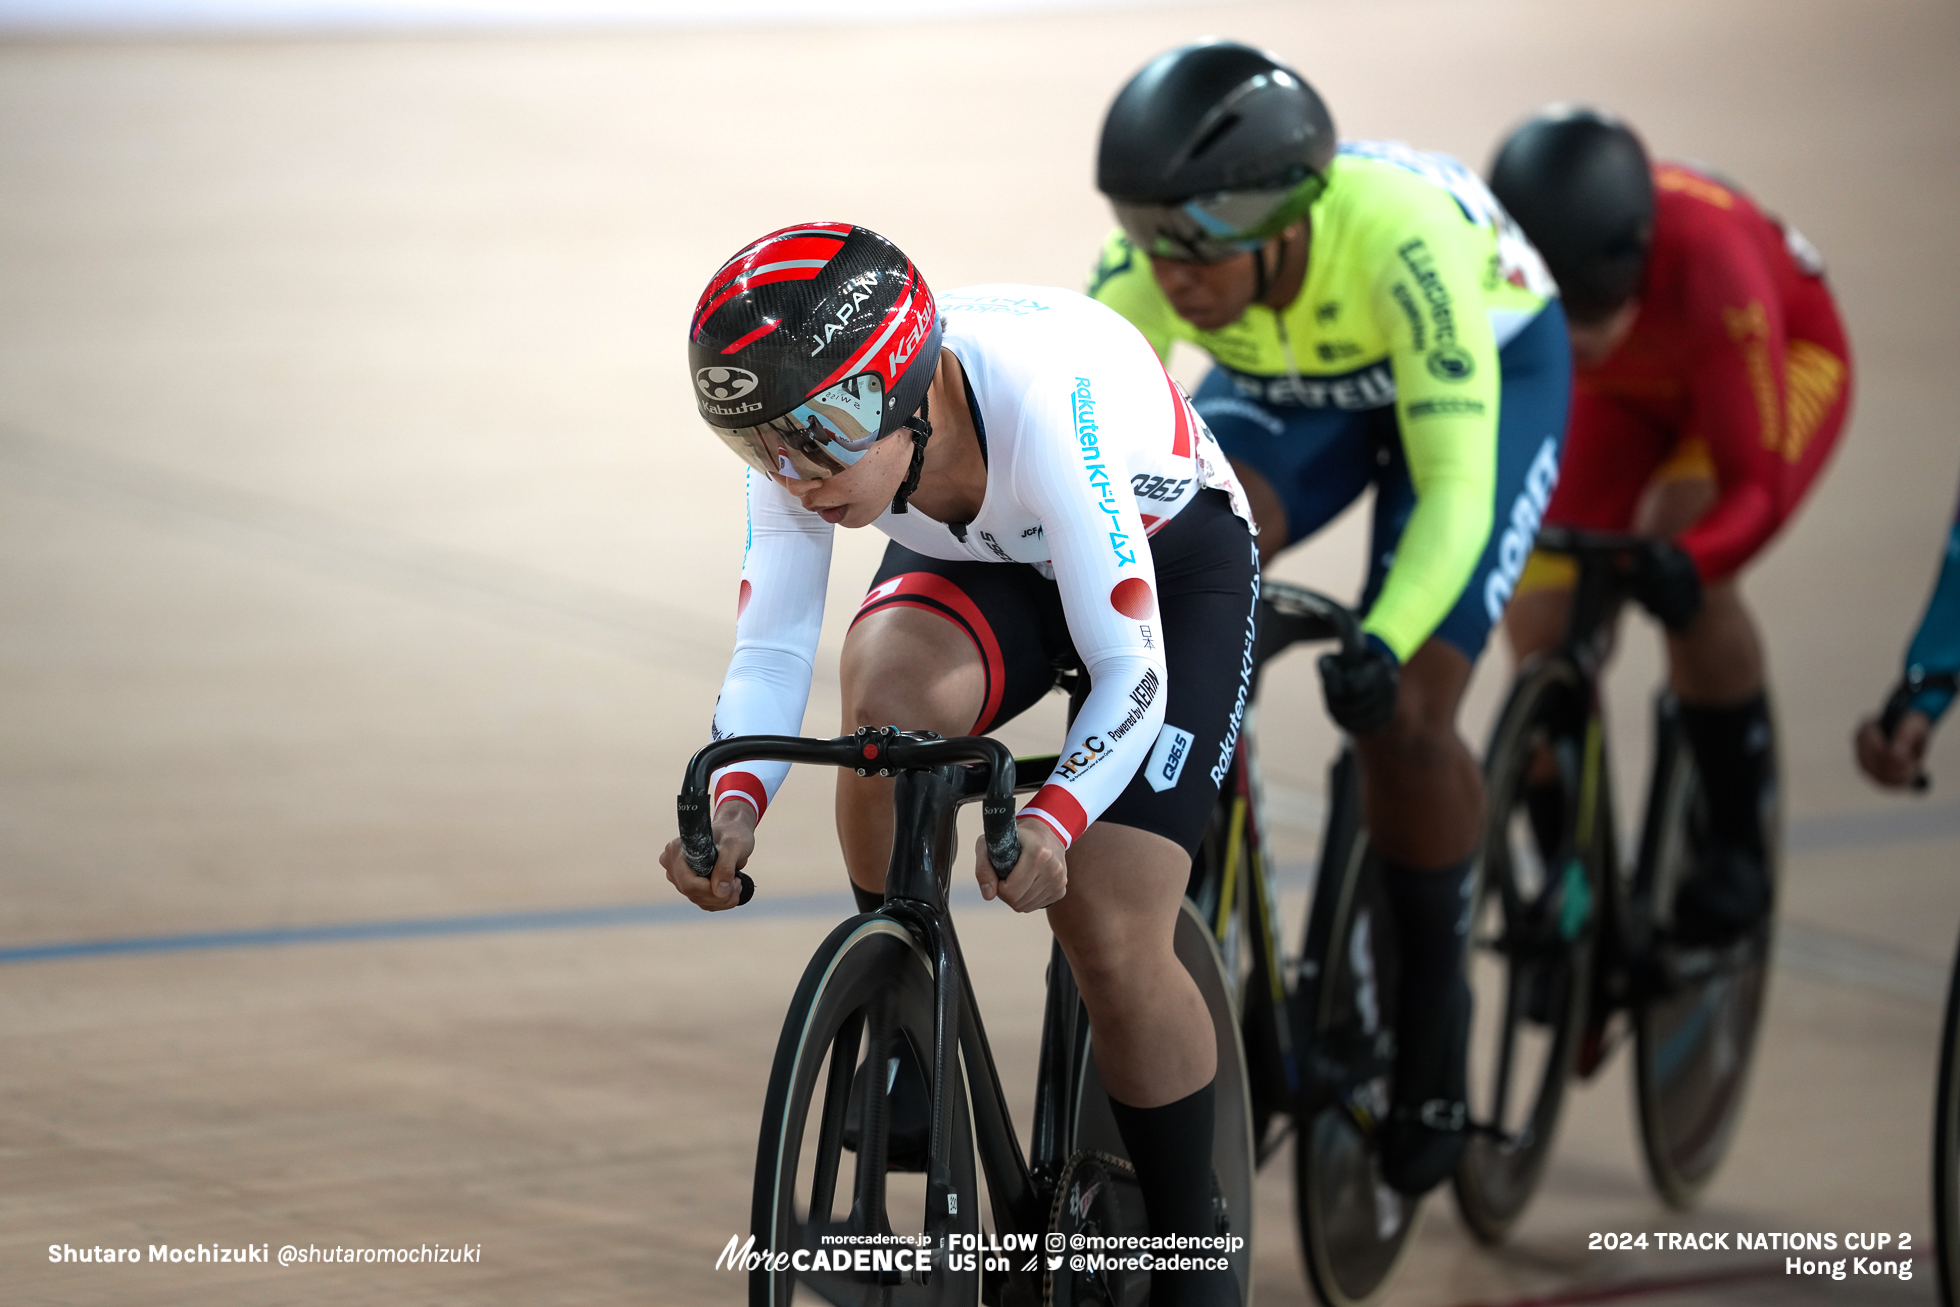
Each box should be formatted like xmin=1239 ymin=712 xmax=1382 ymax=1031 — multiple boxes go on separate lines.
xmin=689 ymin=222 xmax=944 ymax=482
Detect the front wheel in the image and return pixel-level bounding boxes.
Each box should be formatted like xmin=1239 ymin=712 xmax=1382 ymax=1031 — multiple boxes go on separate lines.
xmin=1631 ymin=693 xmax=1777 ymax=1209
xmin=751 ymin=915 xmax=979 ymax=1307
xmin=1935 ymin=927 xmax=1960 ymax=1307
xmin=1453 ymin=657 xmax=1593 ymax=1243
xmin=1293 ymin=752 xmax=1421 ymax=1307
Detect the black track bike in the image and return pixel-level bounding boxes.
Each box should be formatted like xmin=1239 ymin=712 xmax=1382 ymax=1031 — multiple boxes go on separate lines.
xmin=678 ymin=580 xmax=1421 ymax=1306
xmin=1872 ymin=668 xmax=1960 ymax=1307
xmin=680 ymin=729 xmax=1254 ymax=1307
xmin=1178 ymin=581 xmax=1426 ymax=1307
xmin=1452 ymin=526 xmax=1778 ymax=1238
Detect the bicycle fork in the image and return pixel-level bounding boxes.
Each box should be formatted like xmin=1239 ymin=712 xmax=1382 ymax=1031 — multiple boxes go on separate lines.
xmin=879 ymin=764 xmax=1044 ymax=1300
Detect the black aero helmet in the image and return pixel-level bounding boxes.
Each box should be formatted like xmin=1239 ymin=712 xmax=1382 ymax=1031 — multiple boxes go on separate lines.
xmin=1097 ymin=40 xmax=1336 ymax=263
xmin=1489 ymin=107 xmax=1654 ymax=323
xmin=690 ymin=222 xmax=943 ymax=489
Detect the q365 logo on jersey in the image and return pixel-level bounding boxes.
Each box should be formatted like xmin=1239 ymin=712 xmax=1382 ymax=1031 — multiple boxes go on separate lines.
xmin=696 ymin=367 xmax=759 ymax=402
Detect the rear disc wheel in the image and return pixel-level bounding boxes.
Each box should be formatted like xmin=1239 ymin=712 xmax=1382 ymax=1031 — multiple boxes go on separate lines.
xmin=1632 ymin=698 xmax=1777 ymax=1209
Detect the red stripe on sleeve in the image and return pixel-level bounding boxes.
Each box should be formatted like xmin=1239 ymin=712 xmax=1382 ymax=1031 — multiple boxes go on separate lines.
xmin=1164 ymin=369 xmax=1193 ymax=458
xmin=1022 ymin=784 xmax=1088 ymax=847
xmin=714 ymin=770 xmax=769 ymax=820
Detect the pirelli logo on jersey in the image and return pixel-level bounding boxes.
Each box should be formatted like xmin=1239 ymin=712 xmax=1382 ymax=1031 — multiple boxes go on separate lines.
xmin=1225 ymin=363 xmax=1394 ymax=410
xmin=1071 ymin=377 xmax=1137 ymax=568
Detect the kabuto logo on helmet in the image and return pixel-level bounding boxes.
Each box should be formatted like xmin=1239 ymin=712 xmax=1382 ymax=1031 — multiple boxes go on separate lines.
xmin=695 ymin=367 xmax=759 ymax=402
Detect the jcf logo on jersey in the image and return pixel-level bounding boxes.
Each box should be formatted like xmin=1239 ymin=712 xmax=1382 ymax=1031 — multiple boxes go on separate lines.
xmin=1146 ymin=724 xmax=1193 ymax=793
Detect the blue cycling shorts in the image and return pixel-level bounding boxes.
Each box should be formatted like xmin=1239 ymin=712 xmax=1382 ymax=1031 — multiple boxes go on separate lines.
xmin=1192 ymin=302 xmax=1571 ymax=661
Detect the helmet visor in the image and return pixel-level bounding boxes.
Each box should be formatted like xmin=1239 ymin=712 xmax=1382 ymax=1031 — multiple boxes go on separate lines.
xmin=714 ymin=371 xmax=890 ymax=481
xmin=1112 ymin=173 xmax=1326 ymax=264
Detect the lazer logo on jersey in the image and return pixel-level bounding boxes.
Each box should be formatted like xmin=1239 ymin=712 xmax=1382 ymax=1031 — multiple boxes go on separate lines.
xmin=808 ymin=273 xmax=880 ymax=354
xmin=1148 ymin=724 xmax=1194 ymax=792
xmin=696 ymin=367 xmax=760 ymax=401
xmin=1071 ymin=377 xmax=1135 ymax=567
xmin=1482 ymin=435 xmax=1562 ymax=621
xmin=1055 ymin=735 xmax=1109 ymax=782
xmin=1107 ymin=669 xmax=1160 ymax=742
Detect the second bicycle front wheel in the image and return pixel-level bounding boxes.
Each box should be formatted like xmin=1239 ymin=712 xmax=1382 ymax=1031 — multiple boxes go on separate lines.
xmin=1935 ymin=925 xmax=1960 ymax=1307
xmin=751 ymin=914 xmax=979 ymax=1307
xmin=1454 ymin=656 xmax=1593 ymax=1243
xmin=1632 ymin=693 xmax=1777 ymax=1209
xmin=1294 ymin=751 xmax=1421 ymax=1307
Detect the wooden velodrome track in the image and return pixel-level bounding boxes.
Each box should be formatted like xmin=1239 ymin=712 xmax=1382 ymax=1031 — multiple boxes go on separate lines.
xmin=2 ymin=0 xmax=1957 ymax=1302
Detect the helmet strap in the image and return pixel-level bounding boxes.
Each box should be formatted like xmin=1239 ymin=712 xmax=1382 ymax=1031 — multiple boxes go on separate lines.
xmin=1252 ymin=230 xmax=1290 ymax=306
xmin=890 ymin=392 xmax=931 ymax=515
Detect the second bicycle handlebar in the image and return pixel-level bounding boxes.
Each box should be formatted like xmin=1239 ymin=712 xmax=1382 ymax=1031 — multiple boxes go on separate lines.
xmin=1255 ymin=579 xmax=1366 ymax=671
xmin=677 ymin=728 xmax=1021 ymax=904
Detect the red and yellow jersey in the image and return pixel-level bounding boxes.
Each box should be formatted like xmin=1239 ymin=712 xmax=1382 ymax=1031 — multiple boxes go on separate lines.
xmin=1561 ymin=162 xmax=1851 ymax=579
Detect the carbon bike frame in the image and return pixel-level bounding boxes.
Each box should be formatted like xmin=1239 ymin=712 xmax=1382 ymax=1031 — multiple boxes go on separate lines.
xmin=1533 ymin=526 xmax=1680 ymax=1045
xmin=679 ymin=728 xmax=1069 ymax=1304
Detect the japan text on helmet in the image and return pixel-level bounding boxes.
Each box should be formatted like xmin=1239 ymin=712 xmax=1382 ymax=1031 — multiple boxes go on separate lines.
xmin=1488 ymin=106 xmax=1655 ymax=324
xmin=1096 ymin=39 xmax=1337 ymax=264
xmin=689 ymin=222 xmax=943 ymax=483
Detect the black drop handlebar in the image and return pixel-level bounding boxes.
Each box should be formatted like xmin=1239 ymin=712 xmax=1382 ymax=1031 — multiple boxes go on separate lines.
xmin=1255 ymin=578 xmax=1367 ymax=671
xmin=1532 ymin=525 xmax=1660 ymax=565
xmin=677 ymin=727 xmax=1021 ymax=906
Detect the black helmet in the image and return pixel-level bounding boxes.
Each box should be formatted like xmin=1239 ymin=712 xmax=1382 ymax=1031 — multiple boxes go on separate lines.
xmin=689 ymin=222 xmax=943 ymax=483
xmin=1097 ymin=40 xmax=1336 ymax=263
xmin=1489 ymin=106 xmax=1654 ymax=323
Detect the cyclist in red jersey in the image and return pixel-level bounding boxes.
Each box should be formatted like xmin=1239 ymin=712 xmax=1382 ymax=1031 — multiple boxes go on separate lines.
xmin=1491 ymin=107 xmax=1853 ymax=945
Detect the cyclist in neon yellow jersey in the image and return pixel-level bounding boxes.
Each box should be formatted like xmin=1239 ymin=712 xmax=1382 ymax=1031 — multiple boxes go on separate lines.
xmin=1091 ymin=40 xmax=1570 ymax=1198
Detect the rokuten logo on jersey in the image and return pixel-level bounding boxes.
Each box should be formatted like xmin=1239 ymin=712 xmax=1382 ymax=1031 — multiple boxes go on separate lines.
xmin=1210 ymin=544 xmax=1261 ymax=787
xmin=1071 ymin=377 xmax=1136 ymax=567
xmin=696 ymin=367 xmax=759 ymax=401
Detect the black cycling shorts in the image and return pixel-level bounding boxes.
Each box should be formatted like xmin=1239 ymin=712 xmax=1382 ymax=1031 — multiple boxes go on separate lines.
xmin=852 ymin=489 xmax=1259 ymax=855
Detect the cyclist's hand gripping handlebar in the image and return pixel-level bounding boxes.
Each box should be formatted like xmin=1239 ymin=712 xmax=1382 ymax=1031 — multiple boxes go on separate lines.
xmin=675 ymin=729 xmax=1022 ymax=906
xmin=1875 ymin=669 xmax=1956 ymax=792
xmin=1256 ymin=581 xmax=1391 ymax=737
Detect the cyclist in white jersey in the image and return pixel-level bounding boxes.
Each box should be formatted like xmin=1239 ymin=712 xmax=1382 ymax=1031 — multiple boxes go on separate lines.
xmin=661 ymin=224 xmax=1254 ymax=1306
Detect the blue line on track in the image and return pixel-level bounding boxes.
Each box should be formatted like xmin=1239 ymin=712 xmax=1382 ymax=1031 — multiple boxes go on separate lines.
xmin=4 ymin=800 xmax=1954 ymax=967
xmin=0 ymin=892 xmax=859 ymax=966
